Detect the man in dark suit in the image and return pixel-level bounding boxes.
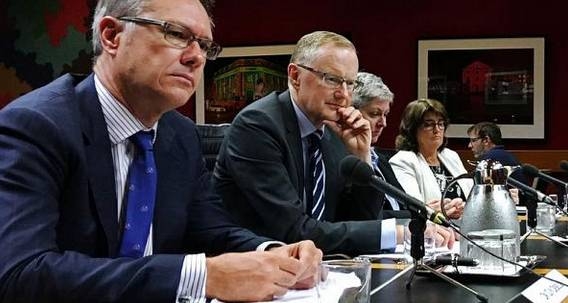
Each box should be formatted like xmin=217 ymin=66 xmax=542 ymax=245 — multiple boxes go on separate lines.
xmin=214 ymin=31 xmax=403 ymax=256
xmin=352 ymin=72 xmax=411 ymax=219
xmin=0 ymin=0 xmax=321 ymax=302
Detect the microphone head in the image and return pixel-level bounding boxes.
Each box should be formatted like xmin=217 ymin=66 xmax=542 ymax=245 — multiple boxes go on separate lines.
xmin=521 ymin=163 xmax=540 ymax=178
xmin=339 ymin=155 xmax=373 ymax=186
xmin=560 ymin=160 xmax=568 ymax=172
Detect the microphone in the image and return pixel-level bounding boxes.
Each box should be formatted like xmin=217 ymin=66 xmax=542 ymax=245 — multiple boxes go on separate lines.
xmin=431 ymin=254 xmax=479 ymax=267
xmin=339 ymin=155 xmax=450 ymax=227
xmin=560 ymin=160 xmax=568 ymax=172
xmin=506 ymin=176 xmax=555 ymax=205
xmin=522 ymin=164 xmax=568 ymax=188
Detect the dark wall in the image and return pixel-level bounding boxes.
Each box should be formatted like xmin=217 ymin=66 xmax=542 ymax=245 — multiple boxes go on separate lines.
xmin=1 ymin=0 xmax=566 ymax=150
xmin=211 ymin=0 xmax=568 ymax=150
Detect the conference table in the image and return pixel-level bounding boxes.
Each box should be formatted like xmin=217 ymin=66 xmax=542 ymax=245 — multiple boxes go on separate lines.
xmin=368 ymin=219 xmax=568 ymax=303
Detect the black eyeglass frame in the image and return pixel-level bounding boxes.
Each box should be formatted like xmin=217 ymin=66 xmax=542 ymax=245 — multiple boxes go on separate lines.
xmin=118 ymin=16 xmax=222 ymax=60
xmin=296 ymin=64 xmax=362 ymax=91
xmin=421 ymin=120 xmax=447 ymax=130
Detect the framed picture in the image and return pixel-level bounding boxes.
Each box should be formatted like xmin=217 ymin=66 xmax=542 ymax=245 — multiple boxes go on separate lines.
xmin=195 ymin=44 xmax=295 ymax=124
xmin=418 ymin=38 xmax=545 ymax=138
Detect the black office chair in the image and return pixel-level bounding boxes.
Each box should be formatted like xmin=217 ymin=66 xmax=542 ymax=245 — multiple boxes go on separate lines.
xmin=196 ymin=123 xmax=231 ymax=171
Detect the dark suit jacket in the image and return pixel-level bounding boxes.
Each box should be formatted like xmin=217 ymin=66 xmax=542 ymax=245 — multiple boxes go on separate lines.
xmin=0 ymin=74 xmax=271 ymax=303
xmin=373 ymin=148 xmax=411 ymax=219
xmin=213 ymin=90 xmax=384 ymax=256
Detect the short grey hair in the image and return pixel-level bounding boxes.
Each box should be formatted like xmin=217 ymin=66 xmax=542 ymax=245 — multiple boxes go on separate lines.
xmin=352 ymin=72 xmax=394 ymax=108
xmin=290 ymin=31 xmax=355 ymax=66
xmin=91 ymin=0 xmax=216 ymax=60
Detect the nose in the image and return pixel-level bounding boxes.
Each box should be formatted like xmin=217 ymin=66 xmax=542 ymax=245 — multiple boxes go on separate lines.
xmin=180 ymin=41 xmax=206 ymax=67
xmin=333 ymin=83 xmax=350 ymax=99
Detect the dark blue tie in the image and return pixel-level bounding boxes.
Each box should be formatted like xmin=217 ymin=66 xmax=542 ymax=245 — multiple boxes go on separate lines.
xmin=308 ymin=131 xmax=325 ymax=220
xmin=118 ymin=131 xmax=157 ymax=258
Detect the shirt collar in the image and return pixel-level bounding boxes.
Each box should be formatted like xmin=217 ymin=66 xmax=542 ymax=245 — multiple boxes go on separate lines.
xmin=290 ymin=95 xmax=324 ymax=139
xmin=94 ymin=74 xmax=157 ymax=144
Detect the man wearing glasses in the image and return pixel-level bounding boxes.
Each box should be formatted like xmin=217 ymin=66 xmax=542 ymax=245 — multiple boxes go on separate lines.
xmin=213 ymin=31 xmax=449 ymax=256
xmin=467 ymin=122 xmax=527 ymax=198
xmin=0 ymin=0 xmax=322 ymax=302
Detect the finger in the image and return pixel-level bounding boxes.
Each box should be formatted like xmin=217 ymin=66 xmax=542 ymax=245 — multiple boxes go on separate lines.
xmin=276 ymin=256 xmax=302 ymax=277
xmin=271 ymin=284 xmax=290 ymax=299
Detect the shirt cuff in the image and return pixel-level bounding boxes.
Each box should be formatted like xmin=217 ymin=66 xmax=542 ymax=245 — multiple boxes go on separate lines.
xmin=176 ymin=253 xmax=207 ymax=303
xmin=257 ymin=240 xmax=287 ymax=251
xmin=380 ymin=218 xmax=397 ymax=251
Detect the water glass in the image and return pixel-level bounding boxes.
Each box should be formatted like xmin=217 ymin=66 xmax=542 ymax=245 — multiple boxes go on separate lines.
xmin=535 ymin=202 xmax=556 ymax=235
xmin=403 ymin=221 xmax=437 ymax=259
xmin=318 ymin=258 xmax=371 ymax=303
xmin=465 ymin=229 xmax=518 ymax=274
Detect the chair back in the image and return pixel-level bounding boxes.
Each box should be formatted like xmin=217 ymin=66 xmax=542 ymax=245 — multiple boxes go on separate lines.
xmin=196 ymin=123 xmax=231 ymax=171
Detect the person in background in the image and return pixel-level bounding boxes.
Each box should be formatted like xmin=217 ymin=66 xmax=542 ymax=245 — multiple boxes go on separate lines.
xmin=467 ymin=121 xmax=521 ymax=167
xmin=352 ymin=72 xmax=410 ymax=219
xmin=389 ymin=99 xmax=471 ymax=219
xmin=467 ymin=121 xmax=524 ymax=203
xmin=213 ymin=32 xmax=454 ymax=257
xmin=0 ymin=0 xmax=321 ymax=302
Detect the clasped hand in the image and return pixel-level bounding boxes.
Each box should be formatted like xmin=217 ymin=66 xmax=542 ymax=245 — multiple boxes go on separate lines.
xmin=324 ymin=106 xmax=372 ymax=162
xmin=206 ymin=240 xmax=322 ymax=302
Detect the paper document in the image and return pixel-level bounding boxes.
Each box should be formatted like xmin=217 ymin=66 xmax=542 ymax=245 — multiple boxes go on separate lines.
xmin=211 ymin=271 xmax=361 ymax=303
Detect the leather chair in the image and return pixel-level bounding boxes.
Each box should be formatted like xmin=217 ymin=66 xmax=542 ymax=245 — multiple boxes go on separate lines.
xmin=196 ymin=123 xmax=231 ymax=171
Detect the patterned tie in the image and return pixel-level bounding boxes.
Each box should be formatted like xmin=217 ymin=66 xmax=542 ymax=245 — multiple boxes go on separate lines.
xmin=118 ymin=131 xmax=157 ymax=258
xmin=307 ymin=130 xmax=325 ymax=220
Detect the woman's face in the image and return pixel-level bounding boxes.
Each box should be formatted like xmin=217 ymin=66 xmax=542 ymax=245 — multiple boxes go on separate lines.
xmin=416 ymin=111 xmax=446 ymax=152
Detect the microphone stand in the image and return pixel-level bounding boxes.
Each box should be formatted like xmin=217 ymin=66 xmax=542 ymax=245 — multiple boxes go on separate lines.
xmin=405 ymin=215 xmax=488 ymax=302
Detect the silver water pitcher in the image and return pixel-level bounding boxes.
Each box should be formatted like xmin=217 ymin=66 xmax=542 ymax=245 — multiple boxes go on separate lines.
xmin=460 ymin=159 xmax=520 ymax=265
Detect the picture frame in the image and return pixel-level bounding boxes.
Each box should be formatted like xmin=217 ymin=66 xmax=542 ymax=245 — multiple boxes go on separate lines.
xmin=418 ymin=38 xmax=545 ymax=138
xmin=195 ymin=44 xmax=295 ymax=124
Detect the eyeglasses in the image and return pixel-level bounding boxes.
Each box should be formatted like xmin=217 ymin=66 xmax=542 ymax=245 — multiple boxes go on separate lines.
xmin=296 ymin=64 xmax=361 ymax=91
xmin=469 ymin=137 xmax=484 ymax=143
xmin=118 ymin=16 xmax=222 ymax=60
xmin=421 ymin=120 xmax=446 ymax=130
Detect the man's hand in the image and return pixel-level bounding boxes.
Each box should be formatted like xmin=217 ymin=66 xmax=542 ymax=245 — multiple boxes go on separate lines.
xmin=206 ymin=251 xmax=300 ymax=302
xmin=269 ymin=240 xmax=323 ymax=289
xmin=323 ymin=106 xmax=371 ymax=162
xmin=205 ymin=240 xmax=322 ymax=301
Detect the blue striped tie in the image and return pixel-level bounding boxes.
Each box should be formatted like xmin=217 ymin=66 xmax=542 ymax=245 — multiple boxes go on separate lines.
xmin=308 ymin=131 xmax=325 ymax=220
xmin=118 ymin=131 xmax=157 ymax=258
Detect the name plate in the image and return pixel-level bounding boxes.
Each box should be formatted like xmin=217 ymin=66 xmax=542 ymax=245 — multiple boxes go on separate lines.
xmin=522 ymin=269 xmax=568 ymax=303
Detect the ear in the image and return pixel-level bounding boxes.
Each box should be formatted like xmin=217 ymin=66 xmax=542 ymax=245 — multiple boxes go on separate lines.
xmin=98 ymin=16 xmax=123 ymax=55
xmin=288 ymin=63 xmax=300 ymax=89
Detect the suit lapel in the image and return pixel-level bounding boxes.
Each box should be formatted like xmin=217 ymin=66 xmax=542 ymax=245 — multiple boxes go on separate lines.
xmin=75 ymin=74 xmax=120 ymax=256
xmin=278 ymin=91 xmax=305 ymax=195
xmin=151 ymin=118 xmax=179 ymax=252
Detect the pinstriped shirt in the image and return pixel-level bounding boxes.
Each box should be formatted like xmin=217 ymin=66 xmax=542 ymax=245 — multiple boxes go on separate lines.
xmin=94 ymin=75 xmax=206 ymax=302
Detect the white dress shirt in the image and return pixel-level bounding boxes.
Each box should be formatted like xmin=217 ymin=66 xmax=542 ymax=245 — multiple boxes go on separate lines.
xmin=95 ymin=75 xmax=206 ymax=302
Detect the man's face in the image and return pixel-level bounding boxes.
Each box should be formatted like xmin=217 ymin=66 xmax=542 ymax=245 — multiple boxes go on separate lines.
xmin=111 ymin=0 xmax=211 ymax=117
xmin=290 ymin=44 xmax=359 ymax=127
xmin=360 ymin=98 xmax=390 ymax=144
xmin=468 ymin=131 xmax=486 ymax=158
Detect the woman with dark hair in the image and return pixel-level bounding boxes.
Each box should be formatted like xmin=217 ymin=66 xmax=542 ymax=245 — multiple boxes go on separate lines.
xmin=389 ymin=99 xmax=472 ymax=219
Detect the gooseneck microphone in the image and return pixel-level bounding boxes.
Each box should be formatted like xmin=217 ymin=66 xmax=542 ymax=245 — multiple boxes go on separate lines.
xmin=506 ymin=176 xmax=556 ymax=205
xmin=522 ymin=164 xmax=568 ymax=188
xmin=339 ymin=155 xmax=450 ymax=227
